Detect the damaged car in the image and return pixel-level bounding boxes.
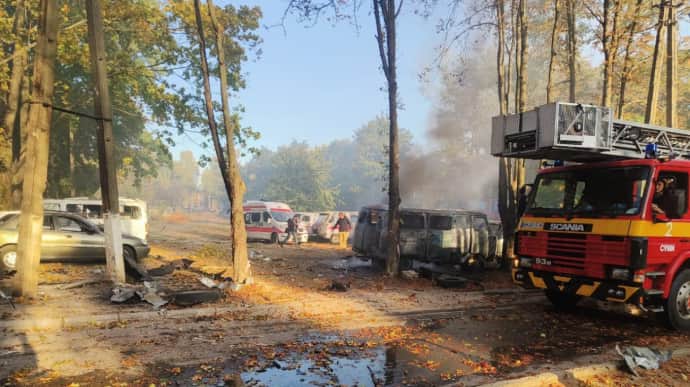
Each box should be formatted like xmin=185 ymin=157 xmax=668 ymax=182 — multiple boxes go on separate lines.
xmin=0 ymin=211 xmax=150 ymax=272
xmin=352 ymin=205 xmax=502 ymax=270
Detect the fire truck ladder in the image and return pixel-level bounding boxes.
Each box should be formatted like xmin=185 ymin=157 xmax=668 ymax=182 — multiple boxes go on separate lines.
xmin=609 ymin=120 xmax=690 ymax=160
xmin=491 ymin=102 xmax=690 ymax=162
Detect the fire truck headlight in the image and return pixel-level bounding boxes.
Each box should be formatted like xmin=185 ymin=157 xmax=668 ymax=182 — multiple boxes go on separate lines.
xmin=610 ymin=268 xmax=631 ymax=281
xmin=519 ymin=257 xmax=533 ymax=268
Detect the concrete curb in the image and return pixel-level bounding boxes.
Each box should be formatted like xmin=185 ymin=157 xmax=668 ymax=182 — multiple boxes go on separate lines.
xmin=474 ymin=348 xmax=690 ymax=387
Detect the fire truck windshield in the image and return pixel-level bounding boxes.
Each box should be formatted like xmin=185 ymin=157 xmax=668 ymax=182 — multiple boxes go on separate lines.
xmin=526 ymin=166 xmax=650 ymax=218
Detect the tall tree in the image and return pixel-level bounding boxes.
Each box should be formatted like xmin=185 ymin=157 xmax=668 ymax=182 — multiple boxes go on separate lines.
xmin=645 ymin=2 xmax=667 ymax=124
xmin=1 ymin=0 xmax=28 ymax=185
xmin=665 ymin=0 xmax=678 ymax=128
xmin=617 ymin=0 xmax=644 ymax=118
xmin=207 ymin=0 xmax=250 ymax=284
xmin=565 ymin=0 xmax=576 ymax=102
xmin=546 ymin=0 xmax=560 ymax=103
xmin=14 ymin=0 xmax=59 ymax=297
xmin=285 ymin=0 xmax=403 ymax=275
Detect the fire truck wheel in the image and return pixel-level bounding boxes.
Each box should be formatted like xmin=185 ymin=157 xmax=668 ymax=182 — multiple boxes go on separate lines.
xmin=545 ymin=289 xmax=581 ymax=311
xmin=666 ymin=269 xmax=690 ymax=331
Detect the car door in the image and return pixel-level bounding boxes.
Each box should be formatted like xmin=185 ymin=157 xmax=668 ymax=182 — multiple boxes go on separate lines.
xmin=52 ymin=215 xmax=95 ymax=260
xmin=39 ymin=215 xmax=62 ymax=260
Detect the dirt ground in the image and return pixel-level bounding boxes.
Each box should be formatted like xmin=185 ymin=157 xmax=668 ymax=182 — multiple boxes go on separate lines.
xmin=2 ymin=213 xmax=690 ymax=386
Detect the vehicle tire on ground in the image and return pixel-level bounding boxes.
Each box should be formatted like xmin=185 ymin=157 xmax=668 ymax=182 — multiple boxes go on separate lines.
xmin=0 ymin=245 xmax=17 ymax=271
xmin=270 ymin=233 xmax=278 ymax=244
xmin=545 ymin=289 xmax=581 ymax=311
xmin=123 ymin=245 xmax=137 ymax=262
xmin=665 ymin=269 xmax=690 ymax=331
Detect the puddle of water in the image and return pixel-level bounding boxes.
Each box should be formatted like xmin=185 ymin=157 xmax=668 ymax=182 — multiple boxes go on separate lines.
xmin=241 ymin=348 xmax=386 ymax=387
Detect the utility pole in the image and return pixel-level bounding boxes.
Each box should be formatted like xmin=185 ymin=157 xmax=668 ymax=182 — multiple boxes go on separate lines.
xmin=14 ymin=0 xmax=59 ymax=297
xmin=86 ymin=0 xmax=125 ymax=283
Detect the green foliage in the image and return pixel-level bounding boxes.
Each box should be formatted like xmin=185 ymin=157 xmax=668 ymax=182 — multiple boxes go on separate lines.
xmin=258 ymin=141 xmax=339 ymax=212
xmin=241 ymin=116 xmax=413 ymax=211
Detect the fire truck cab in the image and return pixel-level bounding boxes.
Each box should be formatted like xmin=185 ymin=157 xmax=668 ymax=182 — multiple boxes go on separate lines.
xmin=516 ymin=158 xmax=690 ymax=330
xmin=492 ymin=102 xmax=690 ymax=330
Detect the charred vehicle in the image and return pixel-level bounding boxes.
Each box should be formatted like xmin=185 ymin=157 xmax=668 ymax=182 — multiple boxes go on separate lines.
xmin=352 ymin=205 xmax=500 ymax=270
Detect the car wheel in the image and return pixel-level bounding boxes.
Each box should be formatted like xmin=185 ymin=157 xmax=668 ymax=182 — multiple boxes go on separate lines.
xmin=0 ymin=246 xmax=17 ymax=271
xmin=123 ymin=245 xmax=137 ymax=262
xmin=545 ymin=289 xmax=581 ymax=311
xmin=270 ymin=233 xmax=278 ymax=244
xmin=665 ymin=269 xmax=690 ymax=331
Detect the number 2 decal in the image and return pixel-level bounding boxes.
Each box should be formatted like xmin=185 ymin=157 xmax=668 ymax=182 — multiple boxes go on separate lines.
xmin=665 ymin=222 xmax=673 ymax=237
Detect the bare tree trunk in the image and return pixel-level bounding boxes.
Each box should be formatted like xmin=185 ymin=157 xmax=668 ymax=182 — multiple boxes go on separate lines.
xmin=617 ymin=0 xmax=644 ymax=119
xmin=374 ymin=0 xmax=401 ymax=276
xmin=666 ymin=0 xmax=677 ymax=128
xmin=565 ymin=0 xmax=576 ymax=102
xmin=14 ymin=0 xmax=59 ymax=297
xmin=546 ymin=0 xmax=559 ymax=103
xmin=601 ymin=0 xmax=611 ymax=107
xmin=496 ymin=0 xmax=507 ymax=114
xmin=1 ymin=0 xmax=28 ymax=207
xmin=645 ymin=3 xmax=667 ymax=124
xmin=11 ymin=77 xmax=30 ymax=209
xmin=207 ymin=0 xmax=250 ymax=284
xmin=192 ymin=0 xmax=232 ymax=198
xmin=512 ymin=0 xmax=520 ymax=113
xmin=517 ymin=0 xmax=527 ymax=112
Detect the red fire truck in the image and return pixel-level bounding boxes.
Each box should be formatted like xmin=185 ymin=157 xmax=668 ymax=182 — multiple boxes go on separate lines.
xmin=492 ymin=102 xmax=690 ymax=330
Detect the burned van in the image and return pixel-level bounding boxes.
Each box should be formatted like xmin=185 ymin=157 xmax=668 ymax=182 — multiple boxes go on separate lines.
xmin=352 ymin=205 xmax=501 ymax=269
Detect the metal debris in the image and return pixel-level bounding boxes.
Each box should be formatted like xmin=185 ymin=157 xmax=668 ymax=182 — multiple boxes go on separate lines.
xmin=110 ymin=287 xmax=137 ymax=303
xmin=0 ymin=289 xmax=15 ymax=310
xmin=199 ymin=276 xmax=219 ymax=288
xmin=617 ymin=345 xmax=672 ymax=376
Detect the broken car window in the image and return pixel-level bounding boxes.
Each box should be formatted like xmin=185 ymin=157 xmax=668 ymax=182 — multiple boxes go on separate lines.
xmin=429 ymin=215 xmax=453 ymax=230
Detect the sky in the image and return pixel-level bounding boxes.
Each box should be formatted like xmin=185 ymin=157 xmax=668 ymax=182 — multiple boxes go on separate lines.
xmin=172 ymin=0 xmax=446 ymax=159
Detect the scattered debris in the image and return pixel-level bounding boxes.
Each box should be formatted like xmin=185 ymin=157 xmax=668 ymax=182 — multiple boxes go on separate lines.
xmin=435 ymin=274 xmax=468 ymax=289
xmin=0 ymin=289 xmax=15 ymax=310
xmin=124 ymin=255 xmax=151 ymax=281
xmin=137 ymin=289 xmax=168 ymax=309
xmin=401 ymin=270 xmax=419 ymax=280
xmin=325 ymin=280 xmax=350 ymax=292
xmin=171 ymin=289 xmax=223 ymax=306
xmin=148 ymin=258 xmax=194 ymax=277
xmin=58 ymin=278 xmax=101 ymax=290
xmin=617 ymin=345 xmax=673 ymax=376
xmin=110 ymin=287 xmax=137 ymax=303
xmin=199 ymin=276 xmax=219 ymax=288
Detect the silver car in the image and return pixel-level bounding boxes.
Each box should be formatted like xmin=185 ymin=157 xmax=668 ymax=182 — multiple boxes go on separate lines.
xmin=0 ymin=211 xmax=150 ymax=271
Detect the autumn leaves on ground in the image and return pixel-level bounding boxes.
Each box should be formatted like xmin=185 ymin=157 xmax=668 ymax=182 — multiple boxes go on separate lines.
xmin=0 ymin=213 xmax=688 ymax=387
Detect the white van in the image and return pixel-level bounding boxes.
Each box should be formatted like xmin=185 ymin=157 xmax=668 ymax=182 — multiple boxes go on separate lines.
xmin=43 ymin=197 xmax=149 ymax=242
xmin=243 ymin=201 xmax=308 ymax=244
xmin=314 ymin=211 xmax=358 ymax=243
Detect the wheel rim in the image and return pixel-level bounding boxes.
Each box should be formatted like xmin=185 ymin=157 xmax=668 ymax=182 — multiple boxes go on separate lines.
xmin=676 ymin=281 xmax=690 ymax=320
xmin=2 ymin=251 xmax=17 ymax=269
xmin=123 ymin=248 xmax=133 ymax=261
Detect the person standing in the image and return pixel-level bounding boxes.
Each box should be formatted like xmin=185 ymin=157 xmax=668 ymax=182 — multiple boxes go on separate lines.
xmin=280 ymin=214 xmax=301 ymax=247
xmin=333 ymin=212 xmax=352 ymax=249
